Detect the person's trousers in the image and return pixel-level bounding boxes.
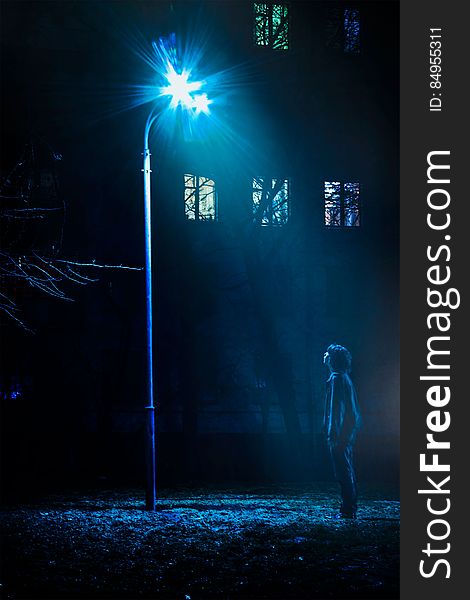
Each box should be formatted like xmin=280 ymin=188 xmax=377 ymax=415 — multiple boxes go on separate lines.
xmin=328 ymin=442 xmax=357 ymax=516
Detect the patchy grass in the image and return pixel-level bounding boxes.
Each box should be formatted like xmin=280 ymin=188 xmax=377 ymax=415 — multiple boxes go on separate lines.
xmin=0 ymin=484 xmax=399 ymax=599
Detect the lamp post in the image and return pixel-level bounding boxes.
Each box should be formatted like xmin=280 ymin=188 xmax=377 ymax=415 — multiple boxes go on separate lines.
xmin=143 ymin=62 xmax=211 ymax=511
xmin=143 ymin=108 xmax=158 ymax=511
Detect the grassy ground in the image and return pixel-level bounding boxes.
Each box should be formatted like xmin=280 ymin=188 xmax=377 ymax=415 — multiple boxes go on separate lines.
xmin=0 ymin=483 xmax=399 ymax=599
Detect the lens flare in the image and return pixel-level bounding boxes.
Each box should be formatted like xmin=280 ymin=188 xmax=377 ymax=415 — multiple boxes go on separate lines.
xmin=192 ymin=93 xmax=212 ymax=115
xmin=159 ymin=64 xmax=204 ymax=110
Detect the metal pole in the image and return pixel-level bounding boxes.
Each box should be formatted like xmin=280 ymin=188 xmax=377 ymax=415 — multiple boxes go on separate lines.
xmin=143 ymin=111 xmax=157 ymax=511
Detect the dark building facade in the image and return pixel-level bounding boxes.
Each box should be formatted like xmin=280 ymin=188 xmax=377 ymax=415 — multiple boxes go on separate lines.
xmin=1 ymin=1 xmax=399 ymax=491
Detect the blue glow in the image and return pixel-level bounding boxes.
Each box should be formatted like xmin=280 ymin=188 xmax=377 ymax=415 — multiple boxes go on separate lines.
xmin=153 ymin=34 xmax=211 ymax=116
xmin=192 ymin=93 xmax=212 ymax=115
xmin=159 ymin=64 xmax=204 ymax=111
xmin=145 ymin=34 xmax=218 ymax=137
xmin=106 ymin=27 xmax=259 ymax=161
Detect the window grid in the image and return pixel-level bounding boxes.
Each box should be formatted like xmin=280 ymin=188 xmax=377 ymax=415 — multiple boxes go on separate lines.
xmin=344 ymin=8 xmax=360 ymax=54
xmin=324 ymin=181 xmax=360 ymax=227
xmin=184 ymin=174 xmax=217 ymax=221
xmin=325 ymin=7 xmax=360 ymax=54
xmin=254 ymin=3 xmax=289 ymax=50
xmin=253 ymin=177 xmax=290 ymax=227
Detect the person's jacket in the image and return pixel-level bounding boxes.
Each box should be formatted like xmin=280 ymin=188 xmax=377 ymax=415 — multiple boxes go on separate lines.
xmin=323 ymin=371 xmax=362 ymax=446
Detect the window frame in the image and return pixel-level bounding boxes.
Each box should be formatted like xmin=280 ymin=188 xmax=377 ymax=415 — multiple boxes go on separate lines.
xmin=252 ymin=176 xmax=291 ymax=227
xmin=325 ymin=6 xmax=361 ymax=55
xmin=253 ymin=2 xmax=290 ymax=51
xmin=184 ymin=173 xmax=218 ymax=222
xmin=343 ymin=7 xmax=361 ymax=54
xmin=323 ymin=180 xmax=361 ymax=228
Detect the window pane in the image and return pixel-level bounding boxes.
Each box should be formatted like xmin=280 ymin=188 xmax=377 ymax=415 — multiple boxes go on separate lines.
xmin=344 ymin=182 xmax=360 ymax=226
xmin=184 ymin=173 xmax=197 ymax=220
xmin=253 ymin=177 xmax=289 ymax=226
xmin=198 ymin=177 xmax=216 ymax=221
xmin=254 ymin=3 xmax=270 ymax=46
xmin=254 ymin=2 xmax=288 ymax=50
xmin=344 ymin=8 xmax=360 ymax=54
xmin=324 ymin=181 xmax=341 ymax=226
xmin=252 ymin=177 xmax=270 ymax=225
xmin=252 ymin=177 xmax=263 ymax=216
xmin=326 ymin=7 xmax=360 ymax=54
xmin=272 ymin=4 xmax=289 ymax=50
xmin=184 ymin=173 xmax=217 ymax=221
xmin=272 ymin=178 xmax=289 ymax=226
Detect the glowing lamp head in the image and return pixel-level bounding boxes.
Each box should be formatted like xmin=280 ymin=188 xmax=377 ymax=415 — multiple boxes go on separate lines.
xmin=159 ymin=63 xmax=210 ymax=114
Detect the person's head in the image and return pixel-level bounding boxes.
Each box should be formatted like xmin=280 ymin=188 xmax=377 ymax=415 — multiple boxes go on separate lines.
xmin=323 ymin=344 xmax=352 ymax=373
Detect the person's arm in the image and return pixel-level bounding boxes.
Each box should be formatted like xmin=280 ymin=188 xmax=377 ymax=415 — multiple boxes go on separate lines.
xmin=349 ymin=388 xmax=362 ymax=444
xmin=343 ymin=379 xmax=362 ymax=445
xmin=327 ymin=374 xmax=345 ymax=445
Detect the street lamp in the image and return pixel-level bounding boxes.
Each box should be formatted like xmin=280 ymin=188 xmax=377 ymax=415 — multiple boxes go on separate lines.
xmin=143 ymin=59 xmax=211 ymax=511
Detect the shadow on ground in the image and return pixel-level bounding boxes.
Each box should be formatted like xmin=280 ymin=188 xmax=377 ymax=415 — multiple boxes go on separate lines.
xmin=0 ymin=483 xmax=399 ymax=599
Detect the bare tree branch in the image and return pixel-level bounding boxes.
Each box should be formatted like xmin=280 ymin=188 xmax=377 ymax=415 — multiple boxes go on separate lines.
xmin=1 ymin=140 xmax=142 ymax=331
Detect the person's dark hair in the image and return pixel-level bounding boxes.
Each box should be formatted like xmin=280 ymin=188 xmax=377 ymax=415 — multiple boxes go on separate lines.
xmin=326 ymin=344 xmax=352 ymax=372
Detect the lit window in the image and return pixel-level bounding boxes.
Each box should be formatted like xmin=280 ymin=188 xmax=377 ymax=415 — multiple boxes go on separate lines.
xmin=324 ymin=181 xmax=360 ymax=227
xmin=344 ymin=8 xmax=360 ymax=53
xmin=254 ymin=3 xmax=289 ymax=50
xmin=253 ymin=177 xmax=290 ymax=226
xmin=326 ymin=7 xmax=360 ymax=54
xmin=184 ymin=174 xmax=217 ymax=221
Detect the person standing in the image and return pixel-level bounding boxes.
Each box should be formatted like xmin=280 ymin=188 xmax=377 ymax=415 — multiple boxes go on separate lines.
xmin=323 ymin=344 xmax=362 ymax=518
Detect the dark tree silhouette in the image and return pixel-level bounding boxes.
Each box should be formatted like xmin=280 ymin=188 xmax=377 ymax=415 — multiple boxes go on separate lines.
xmin=0 ymin=139 xmax=140 ymax=332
